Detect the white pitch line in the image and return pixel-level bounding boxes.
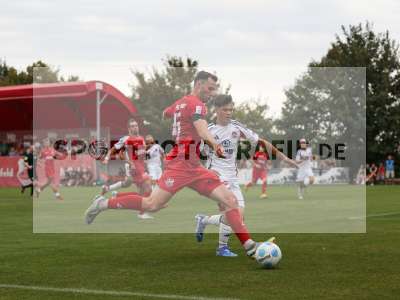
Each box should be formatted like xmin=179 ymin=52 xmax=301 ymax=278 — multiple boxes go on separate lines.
xmin=0 ymin=284 xmax=240 ymax=300
xmin=348 ymin=212 xmax=400 ymax=220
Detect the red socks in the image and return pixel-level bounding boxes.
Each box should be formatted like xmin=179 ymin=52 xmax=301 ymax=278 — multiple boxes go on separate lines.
xmin=262 ymin=181 xmax=266 ymax=193
xmin=108 ymin=194 xmax=143 ymax=211
xmin=225 ymin=208 xmax=251 ymax=245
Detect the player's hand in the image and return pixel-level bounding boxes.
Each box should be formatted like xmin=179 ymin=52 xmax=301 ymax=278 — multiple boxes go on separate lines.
xmin=215 ymin=144 xmax=226 ymax=158
xmin=285 ymin=158 xmax=299 ymax=168
xmin=102 ymin=156 xmax=110 ymax=165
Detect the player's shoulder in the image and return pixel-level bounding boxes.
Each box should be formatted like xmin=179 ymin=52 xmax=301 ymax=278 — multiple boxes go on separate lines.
xmin=230 ymin=119 xmax=248 ymax=130
xmin=208 ymin=122 xmax=216 ymax=129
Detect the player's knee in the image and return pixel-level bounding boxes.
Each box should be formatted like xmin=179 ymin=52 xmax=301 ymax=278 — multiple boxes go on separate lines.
xmin=225 ymin=194 xmax=239 ymax=210
xmin=309 ymin=176 xmax=315 ymax=184
xmin=142 ymin=197 xmax=164 ymax=212
xmin=122 ymin=178 xmax=132 ymax=188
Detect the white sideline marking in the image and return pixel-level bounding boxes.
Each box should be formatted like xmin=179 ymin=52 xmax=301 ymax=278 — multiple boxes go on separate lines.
xmin=348 ymin=212 xmax=400 ymax=220
xmin=0 ymin=284 xmax=240 ymax=300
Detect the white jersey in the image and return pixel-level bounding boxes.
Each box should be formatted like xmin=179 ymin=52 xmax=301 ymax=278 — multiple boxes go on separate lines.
xmin=206 ymin=120 xmax=259 ymax=183
xmin=296 ymin=147 xmax=313 ymax=170
xmin=146 ymin=144 xmax=164 ymax=168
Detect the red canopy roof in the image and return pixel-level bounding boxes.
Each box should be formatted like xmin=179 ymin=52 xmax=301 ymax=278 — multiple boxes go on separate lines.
xmin=0 ymin=81 xmax=138 ymax=138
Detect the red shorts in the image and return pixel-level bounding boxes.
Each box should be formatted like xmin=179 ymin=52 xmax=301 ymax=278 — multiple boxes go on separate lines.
xmin=130 ymin=169 xmax=151 ymax=186
xmin=45 ymin=162 xmax=55 ymax=178
xmin=158 ymin=161 xmax=223 ymax=196
xmin=252 ymin=168 xmax=267 ymax=183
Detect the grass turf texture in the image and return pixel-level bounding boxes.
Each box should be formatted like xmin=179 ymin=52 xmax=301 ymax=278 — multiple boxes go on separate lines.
xmin=0 ymin=186 xmax=399 ymax=299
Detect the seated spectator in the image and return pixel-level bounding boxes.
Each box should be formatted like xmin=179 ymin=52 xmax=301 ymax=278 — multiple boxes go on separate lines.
xmin=8 ymin=146 xmax=18 ymax=156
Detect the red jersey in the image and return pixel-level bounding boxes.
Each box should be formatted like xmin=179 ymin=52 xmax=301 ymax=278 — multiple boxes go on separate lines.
xmin=163 ymin=95 xmax=207 ymax=166
xmin=40 ymin=146 xmax=56 ymax=160
xmin=114 ymin=135 xmax=146 ymax=174
xmin=253 ymin=151 xmax=269 ymax=170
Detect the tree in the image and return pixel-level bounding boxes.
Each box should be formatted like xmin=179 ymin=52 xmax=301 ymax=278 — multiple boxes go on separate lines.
xmin=278 ymin=23 xmax=400 ymax=177
xmin=0 ymin=59 xmax=80 ymax=86
xmin=232 ymin=100 xmax=274 ymax=140
xmin=131 ymin=56 xmax=199 ymax=140
xmin=312 ymin=23 xmax=400 ymax=163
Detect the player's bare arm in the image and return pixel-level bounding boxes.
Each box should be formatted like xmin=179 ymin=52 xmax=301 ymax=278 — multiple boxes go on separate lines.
xmin=193 ymin=119 xmax=225 ymax=158
xmin=259 ymin=138 xmax=298 ymax=168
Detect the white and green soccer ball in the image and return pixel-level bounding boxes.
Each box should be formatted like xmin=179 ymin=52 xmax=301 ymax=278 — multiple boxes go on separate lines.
xmin=255 ymin=242 xmax=282 ymax=269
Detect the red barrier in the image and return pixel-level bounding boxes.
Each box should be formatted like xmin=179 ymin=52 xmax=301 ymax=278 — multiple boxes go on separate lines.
xmin=0 ymin=155 xmax=96 ymax=187
xmin=0 ymin=157 xmax=21 ymax=187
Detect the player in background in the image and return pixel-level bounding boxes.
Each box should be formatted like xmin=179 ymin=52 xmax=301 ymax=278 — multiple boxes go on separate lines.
xmin=35 ymin=138 xmax=63 ymax=200
xmin=145 ymin=134 xmax=164 ymax=189
xmin=195 ymin=94 xmax=297 ymax=257
xmin=19 ymin=145 xmax=34 ymax=196
xmin=244 ymin=145 xmax=270 ymax=199
xmin=85 ymin=71 xmax=270 ymax=259
xmin=101 ymin=119 xmax=153 ymax=219
xmin=295 ymin=138 xmax=315 ymax=199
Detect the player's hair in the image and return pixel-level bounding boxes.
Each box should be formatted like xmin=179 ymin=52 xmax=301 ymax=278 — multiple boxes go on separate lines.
xmin=194 ymin=71 xmax=218 ymax=84
xmin=213 ymin=94 xmax=233 ymax=107
xmin=127 ymin=118 xmax=138 ymax=127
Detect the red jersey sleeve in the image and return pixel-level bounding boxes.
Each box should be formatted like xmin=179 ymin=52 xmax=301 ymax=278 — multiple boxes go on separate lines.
xmin=163 ymin=104 xmax=176 ymax=119
xmin=187 ymin=99 xmax=207 ymax=120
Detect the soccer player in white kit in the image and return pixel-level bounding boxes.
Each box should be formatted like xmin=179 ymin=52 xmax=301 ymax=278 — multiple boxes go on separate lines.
xmin=295 ymin=138 xmax=315 ymax=199
xmin=145 ymin=135 xmax=164 ymax=188
xmin=195 ymin=94 xmax=298 ymax=257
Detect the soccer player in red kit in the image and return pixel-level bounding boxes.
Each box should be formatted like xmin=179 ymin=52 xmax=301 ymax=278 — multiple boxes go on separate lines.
xmin=35 ymin=138 xmax=63 ymax=200
xmin=85 ymin=71 xmax=267 ymax=258
xmin=101 ymin=118 xmax=153 ymax=219
xmin=245 ymin=145 xmax=269 ymax=198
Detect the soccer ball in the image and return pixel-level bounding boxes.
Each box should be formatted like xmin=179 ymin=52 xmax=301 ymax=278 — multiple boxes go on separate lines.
xmin=255 ymin=242 xmax=282 ymax=269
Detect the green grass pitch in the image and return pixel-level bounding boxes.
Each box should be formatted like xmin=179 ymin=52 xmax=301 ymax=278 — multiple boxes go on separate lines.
xmin=0 ymin=185 xmax=399 ymax=299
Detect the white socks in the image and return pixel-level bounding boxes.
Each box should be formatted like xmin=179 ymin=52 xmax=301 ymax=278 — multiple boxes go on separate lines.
xmin=202 ymin=214 xmax=222 ymax=226
xmin=202 ymin=214 xmax=233 ymax=248
xmin=218 ymin=222 xmax=232 ymax=247
xmin=109 ymin=181 xmax=122 ymax=191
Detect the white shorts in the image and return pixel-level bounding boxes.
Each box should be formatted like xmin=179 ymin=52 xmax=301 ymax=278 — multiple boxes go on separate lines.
xmin=223 ymin=180 xmax=245 ymax=208
xmin=296 ymin=168 xmax=314 ymax=182
xmin=148 ymin=165 xmax=162 ymax=181
xmin=386 ymin=170 xmax=395 ymax=179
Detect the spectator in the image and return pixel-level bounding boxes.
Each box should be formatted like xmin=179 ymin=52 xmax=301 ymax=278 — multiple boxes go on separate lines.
xmin=377 ymin=162 xmax=385 ymax=183
xmin=368 ymin=163 xmax=378 ymax=185
xmin=8 ymin=146 xmax=18 ymax=156
xmin=385 ymin=155 xmax=395 ymax=179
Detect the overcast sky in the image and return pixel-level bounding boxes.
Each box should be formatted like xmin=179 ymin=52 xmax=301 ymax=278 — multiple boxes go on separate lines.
xmin=1 ymin=0 xmax=399 ymax=117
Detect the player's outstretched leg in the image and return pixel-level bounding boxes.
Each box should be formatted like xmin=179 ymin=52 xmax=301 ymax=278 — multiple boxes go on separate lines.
xmin=84 ymin=188 xmax=171 ymax=224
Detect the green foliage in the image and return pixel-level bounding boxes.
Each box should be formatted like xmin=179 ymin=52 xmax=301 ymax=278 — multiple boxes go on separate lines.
xmin=233 ymin=100 xmax=273 ymax=139
xmin=131 ymin=56 xmax=198 ymax=140
xmin=278 ymin=22 xmax=400 ymax=170
xmin=0 ymin=59 xmax=80 ymax=85
xmin=314 ymin=23 xmax=400 ymax=162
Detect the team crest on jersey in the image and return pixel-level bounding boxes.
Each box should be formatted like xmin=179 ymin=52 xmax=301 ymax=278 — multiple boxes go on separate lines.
xmin=165 ymin=178 xmax=174 ymax=187
xmin=232 ymin=131 xmax=238 ymax=138
xmin=215 ymin=135 xmax=219 ymax=140
xmin=180 ymin=103 xmax=187 ymax=109
xmin=222 ymin=139 xmax=231 ymax=147
xmin=195 ymin=105 xmax=202 ymax=114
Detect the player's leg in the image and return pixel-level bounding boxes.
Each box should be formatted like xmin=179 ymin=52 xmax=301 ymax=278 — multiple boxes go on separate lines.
xmin=35 ymin=177 xmax=51 ymax=197
xmin=260 ymin=172 xmax=268 ymax=199
xmin=137 ymin=178 xmax=155 ymax=219
xmin=207 ymin=185 xmax=261 ymax=257
xmin=85 ymin=186 xmax=172 ymax=224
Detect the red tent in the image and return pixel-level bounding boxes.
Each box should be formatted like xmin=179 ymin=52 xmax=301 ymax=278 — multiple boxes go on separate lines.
xmin=0 ymin=81 xmax=138 ymax=140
